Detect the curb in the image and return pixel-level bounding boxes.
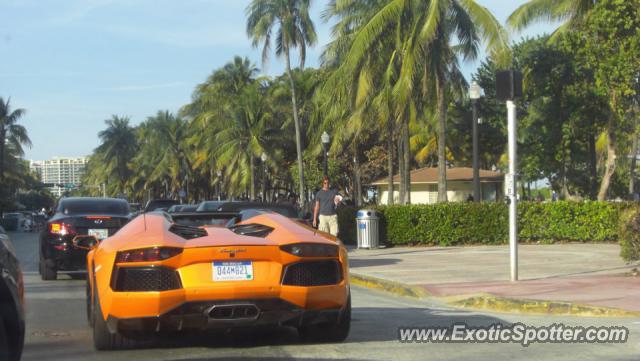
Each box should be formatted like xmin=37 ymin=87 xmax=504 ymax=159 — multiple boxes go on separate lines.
xmin=349 ymin=273 xmax=429 ymax=298
xmin=446 ymin=293 xmax=640 ymax=318
xmin=350 ymin=272 xmax=640 ymax=318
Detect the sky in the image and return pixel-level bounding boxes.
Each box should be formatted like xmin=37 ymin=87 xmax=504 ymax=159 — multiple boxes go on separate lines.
xmin=0 ymin=0 xmax=554 ymax=161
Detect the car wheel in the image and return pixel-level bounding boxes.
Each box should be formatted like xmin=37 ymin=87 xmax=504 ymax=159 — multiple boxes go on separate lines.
xmin=0 ymin=318 xmax=9 ymax=361
xmin=86 ymin=279 xmax=94 ymax=328
xmin=40 ymin=258 xmax=57 ymax=281
xmin=92 ymin=287 xmax=141 ymax=351
xmin=298 ymin=294 xmax=351 ymax=343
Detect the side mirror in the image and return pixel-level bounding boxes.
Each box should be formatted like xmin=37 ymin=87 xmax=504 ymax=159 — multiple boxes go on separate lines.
xmin=72 ymin=235 xmax=99 ymax=250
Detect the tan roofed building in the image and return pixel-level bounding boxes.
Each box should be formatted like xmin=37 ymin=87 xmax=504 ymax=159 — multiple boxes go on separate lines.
xmin=371 ymin=167 xmax=504 ymax=204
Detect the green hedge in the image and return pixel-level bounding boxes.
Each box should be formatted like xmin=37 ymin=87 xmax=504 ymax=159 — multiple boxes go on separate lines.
xmin=619 ymin=206 xmax=640 ymax=262
xmin=337 ymin=201 xmax=627 ymax=246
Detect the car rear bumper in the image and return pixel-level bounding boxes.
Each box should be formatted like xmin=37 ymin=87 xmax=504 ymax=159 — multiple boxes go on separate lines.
xmin=106 ymin=298 xmax=344 ymax=333
xmin=43 ymin=235 xmax=88 ymax=271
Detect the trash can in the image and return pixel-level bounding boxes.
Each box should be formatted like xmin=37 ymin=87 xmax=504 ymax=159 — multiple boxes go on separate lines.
xmin=356 ymin=209 xmax=379 ymax=249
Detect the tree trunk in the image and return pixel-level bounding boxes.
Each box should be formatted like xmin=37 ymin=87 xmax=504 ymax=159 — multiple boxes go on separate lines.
xmin=629 ymin=120 xmax=638 ymax=198
xmin=397 ymin=129 xmax=406 ymax=205
xmin=588 ymin=129 xmax=597 ymax=200
xmin=436 ymin=70 xmax=448 ymax=202
xmin=250 ymin=155 xmax=255 ymax=200
xmin=284 ymin=47 xmax=305 ymax=207
xmin=403 ymin=115 xmax=411 ymax=204
xmin=0 ymin=128 xmax=5 ymax=181
xmin=598 ymin=120 xmax=617 ymax=201
xmin=354 ymin=146 xmax=362 ymax=206
xmin=387 ymin=116 xmax=394 ymax=205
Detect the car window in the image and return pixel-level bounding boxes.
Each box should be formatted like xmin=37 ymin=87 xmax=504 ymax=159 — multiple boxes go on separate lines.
xmin=58 ymin=199 xmax=130 ymax=216
xmin=197 ymin=202 xmax=223 ymax=212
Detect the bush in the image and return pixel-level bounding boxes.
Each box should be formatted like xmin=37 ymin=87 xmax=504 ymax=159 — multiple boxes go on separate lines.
xmin=337 ymin=201 xmax=626 ymax=246
xmin=619 ymin=206 xmax=640 ymax=262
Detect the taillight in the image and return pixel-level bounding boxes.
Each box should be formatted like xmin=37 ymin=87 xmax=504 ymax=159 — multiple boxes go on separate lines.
xmin=115 ymin=247 xmax=182 ymax=263
xmin=280 ymin=243 xmax=339 ymax=257
xmin=49 ymin=222 xmax=75 ymax=236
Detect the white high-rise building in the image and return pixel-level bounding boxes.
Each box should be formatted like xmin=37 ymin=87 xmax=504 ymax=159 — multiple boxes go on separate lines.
xmin=29 ymin=157 xmax=88 ymax=197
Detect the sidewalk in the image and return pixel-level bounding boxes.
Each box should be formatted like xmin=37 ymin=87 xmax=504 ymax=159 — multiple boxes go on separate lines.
xmin=348 ymin=244 xmax=640 ymax=314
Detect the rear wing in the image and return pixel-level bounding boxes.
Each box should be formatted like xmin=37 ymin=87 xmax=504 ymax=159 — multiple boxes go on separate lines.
xmin=168 ymin=212 xmax=238 ymax=228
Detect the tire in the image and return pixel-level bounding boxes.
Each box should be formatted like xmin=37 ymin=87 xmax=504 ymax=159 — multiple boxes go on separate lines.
xmin=86 ymin=279 xmax=94 ymax=328
xmin=298 ymin=294 xmax=351 ymax=343
xmin=40 ymin=258 xmax=57 ymax=281
xmin=92 ymin=287 xmax=141 ymax=351
xmin=0 ymin=318 xmax=9 ymax=361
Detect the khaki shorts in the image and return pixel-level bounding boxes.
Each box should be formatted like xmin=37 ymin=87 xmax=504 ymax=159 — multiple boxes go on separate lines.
xmin=318 ymin=214 xmax=339 ymax=236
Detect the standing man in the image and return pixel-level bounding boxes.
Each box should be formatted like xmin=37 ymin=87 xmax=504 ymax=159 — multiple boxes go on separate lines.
xmin=313 ymin=176 xmax=341 ymax=236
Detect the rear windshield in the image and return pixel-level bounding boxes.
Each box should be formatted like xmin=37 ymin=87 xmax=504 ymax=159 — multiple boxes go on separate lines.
xmin=58 ymin=199 xmax=130 ymax=216
xmin=197 ymin=202 xmax=223 ymax=212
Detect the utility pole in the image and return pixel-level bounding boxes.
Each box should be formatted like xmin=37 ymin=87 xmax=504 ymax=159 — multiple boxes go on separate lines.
xmin=507 ymin=100 xmax=518 ymax=282
xmin=496 ymin=69 xmax=522 ymax=282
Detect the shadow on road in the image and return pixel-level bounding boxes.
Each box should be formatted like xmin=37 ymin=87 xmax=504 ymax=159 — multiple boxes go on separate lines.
xmin=349 ymin=258 xmax=402 ymax=268
xmin=109 ymin=306 xmax=508 ymax=353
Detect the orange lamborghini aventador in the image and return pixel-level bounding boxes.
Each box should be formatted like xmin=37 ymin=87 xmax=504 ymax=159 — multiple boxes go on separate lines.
xmin=76 ymin=209 xmax=351 ymax=350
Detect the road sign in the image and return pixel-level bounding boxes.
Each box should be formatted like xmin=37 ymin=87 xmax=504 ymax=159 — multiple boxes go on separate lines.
xmin=505 ymin=173 xmax=514 ymax=196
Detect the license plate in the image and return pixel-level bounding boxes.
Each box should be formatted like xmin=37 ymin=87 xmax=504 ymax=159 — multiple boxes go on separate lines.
xmin=213 ymin=261 xmax=253 ymax=281
xmin=88 ymin=229 xmax=109 ymax=240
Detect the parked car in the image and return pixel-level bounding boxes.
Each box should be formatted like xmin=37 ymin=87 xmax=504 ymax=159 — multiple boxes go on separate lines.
xmin=1 ymin=213 xmax=26 ymax=232
xmin=167 ymin=204 xmax=198 ymax=213
xmin=39 ymin=197 xmax=131 ymax=280
xmin=195 ymin=201 xmax=226 ymax=212
xmin=0 ymin=226 xmax=25 ymax=361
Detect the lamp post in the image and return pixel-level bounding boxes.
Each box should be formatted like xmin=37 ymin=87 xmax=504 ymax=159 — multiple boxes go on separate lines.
xmin=261 ymin=152 xmax=268 ymax=202
xmin=470 ymin=81 xmax=483 ymax=203
xmin=321 ymin=131 xmax=330 ymax=176
xmin=216 ymin=170 xmax=222 ymax=201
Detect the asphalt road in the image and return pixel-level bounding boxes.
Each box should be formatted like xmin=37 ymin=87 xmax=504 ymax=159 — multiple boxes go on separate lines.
xmin=9 ymin=231 xmax=640 ymax=361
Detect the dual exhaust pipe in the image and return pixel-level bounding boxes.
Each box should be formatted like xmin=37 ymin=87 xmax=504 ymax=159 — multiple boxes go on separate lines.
xmin=205 ymin=304 xmax=260 ymax=320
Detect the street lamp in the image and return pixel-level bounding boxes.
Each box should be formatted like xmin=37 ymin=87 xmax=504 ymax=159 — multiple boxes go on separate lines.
xmin=321 ymin=131 xmax=330 ymax=176
xmin=470 ymin=81 xmax=483 ymax=203
xmin=261 ymin=153 xmax=268 ymax=202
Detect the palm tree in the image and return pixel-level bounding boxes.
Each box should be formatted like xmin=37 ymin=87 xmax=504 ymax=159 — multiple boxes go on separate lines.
xmin=331 ymin=0 xmax=508 ymax=202
xmin=508 ymin=0 xmax=597 ymax=36
xmin=214 ymin=82 xmax=276 ymax=198
xmin=96 ymin=116 xmax=138 ymax=195
xmin=186 ymin=57 xmax=262 ymax=197
xmin=0 ymin=97 xmax=30 ymax=181
xmin=131 ymin=112 xmax=193 ymax=199
xmin=246 ymin=0 xmax=317 ymax=205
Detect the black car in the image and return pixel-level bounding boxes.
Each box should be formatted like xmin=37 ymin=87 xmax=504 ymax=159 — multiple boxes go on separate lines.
xmin=195 ymin=200 xmax=226 ymax=212
xmin=0 ymin=226 xmax=25 ymax=361
xmin=39 ymin=197 xmax=130 ymax=281
xmin=144 ymin=199 xmax=179 ymax=213
xmin=167 ymin=204 xmax=198 ymax=213
xmin=217 ymin=201 xmax=301 ymax=219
